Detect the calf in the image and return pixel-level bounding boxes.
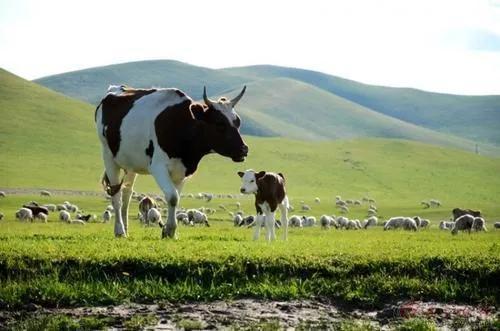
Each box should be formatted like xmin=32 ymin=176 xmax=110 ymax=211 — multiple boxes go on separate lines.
xmin=238 ymin=170 xmax=289 ymax=241
xmin=452 ymin=208 xmax=481 ymax=221
xmin=22 ymin=205 xmax=49 ymax=218
xmin=138 ymin=196 xmax=157 ymax=225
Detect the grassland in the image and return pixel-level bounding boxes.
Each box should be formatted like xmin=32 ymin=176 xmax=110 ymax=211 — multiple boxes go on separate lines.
xmin=0 ymin=193 xmax=499 ymax=310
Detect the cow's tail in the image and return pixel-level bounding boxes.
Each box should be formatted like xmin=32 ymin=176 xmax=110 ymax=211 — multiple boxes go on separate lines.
xmin=94 ymin=99 xmax=103 ymax=122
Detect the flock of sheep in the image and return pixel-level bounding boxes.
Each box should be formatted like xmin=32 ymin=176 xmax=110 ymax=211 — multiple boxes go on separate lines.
xmin=1 ymin=191 xmax=499 ymax=236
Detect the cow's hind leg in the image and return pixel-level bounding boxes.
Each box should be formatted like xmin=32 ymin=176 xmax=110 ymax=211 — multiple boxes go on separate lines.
xmin=253 ymin=214 xmax=264 ymax=241
xmin=121 ymin=171 xmax=137 ymax=235
xmin=150 ymin=163 xmax=179 ymax=239
xmin=102 ymin=153 xmax=126 ymax=237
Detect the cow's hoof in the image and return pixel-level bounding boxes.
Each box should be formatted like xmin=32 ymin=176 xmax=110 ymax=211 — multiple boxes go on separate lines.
xmin=161 ymin=226 xmax=177 ymax=239
xmin=115 ymin=233 xmax=127 ymax=238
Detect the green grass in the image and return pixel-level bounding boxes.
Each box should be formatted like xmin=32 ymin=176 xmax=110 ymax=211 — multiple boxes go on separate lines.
xmin=0 ymin=194 xmax=499 ymax=309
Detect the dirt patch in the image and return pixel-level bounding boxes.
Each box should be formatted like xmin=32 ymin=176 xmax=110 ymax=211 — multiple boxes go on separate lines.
xmin=1 ymin=300 xmax=497 ymax=330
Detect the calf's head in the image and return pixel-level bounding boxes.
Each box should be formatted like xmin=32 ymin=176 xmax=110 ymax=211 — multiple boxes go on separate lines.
xmin=198 ymin=86 xmax=249 ymax=162
xmin=238 ymin=169 xmax=266 ymax=194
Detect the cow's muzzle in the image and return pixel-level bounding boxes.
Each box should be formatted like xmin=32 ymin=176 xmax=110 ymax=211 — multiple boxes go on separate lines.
xmin=232 ymin=145 xmax=249 ymax=162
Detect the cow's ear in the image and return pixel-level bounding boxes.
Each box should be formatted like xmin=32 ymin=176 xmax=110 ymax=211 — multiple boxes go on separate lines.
xmin=255 ymin=171 xmax=266 ymax=180
xmin=237 ymin=171 xmax=244 ymax=178
xmin=278 ymin=172 xmax=285 ymax=180
xmin=190 ymin=103 xmax=207 ymax=120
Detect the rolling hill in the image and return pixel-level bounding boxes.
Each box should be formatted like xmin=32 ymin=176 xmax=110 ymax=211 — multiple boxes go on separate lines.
xmin=35 ymin=60 xmax=500 ymax=149
xmin=1 ymin=68 xmax=500 ymax=209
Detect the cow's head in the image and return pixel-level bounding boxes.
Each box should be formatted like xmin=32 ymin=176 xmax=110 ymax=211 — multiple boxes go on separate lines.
xmin=199 ymin=86 xmax=249 ymax=162
xmin=238 ymin=169 xmax=265 ymax=194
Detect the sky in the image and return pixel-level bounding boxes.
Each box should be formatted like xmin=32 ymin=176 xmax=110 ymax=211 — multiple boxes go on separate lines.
xmin=1 ymin=0 xmax=500 ymax=95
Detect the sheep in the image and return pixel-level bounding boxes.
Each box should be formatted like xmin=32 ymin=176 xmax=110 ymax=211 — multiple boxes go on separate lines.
xmin=336 ymin=200 xmax=347 ymax=207
xmin=218 ymin=204 xmax=227 ymax=211
xmin=288 ymin=215 xmax=303 ymax=227
xmin=337 ymin=216 xmax=348 ymax=229
xmin=240 ymin=215 xmax=255 ymax=227
xmin=69 ymin=219 xmax=85 ymax=225
xmin=345 ymin=219 xmax=358 ymax=230
xmin=106 ymin=205 xmax=114 ymax=212
xmin=421 ymin=201 xmax=430 ymax=209
xmin=35 ymin=213 xmax=48 ymax=223
xmin=439 ymin=220 xmax=454 ymax=230
xmin=430 ymin=199 xmax=442 ymax=207
xmin=15 ymin=208 xmax=33 ymax=222
xmin=40 ymin=190 xmax=52 ymax=197
xmin=451 ymin=214 xmax=475 ymax=235
xmin=301 ymin=204 xmax=311 ymax=211
xmin=176 ymin=212 xmax=189 ymax=225
xmin=413 ymin=216 xmax=422 ymax=227
xmin=102 ymin=210 xmax=112 ymax=223
xmin=368 ymin=198 xmax=376 ymax=204
xmin=369 ymin=205 xmax=377 ymax=211
xmin=420 ymin=219 xmax=430 ymax=228
xmin=354 ymin=200 xmax=361 ymax=206
xmin=0 ymin=191 xmax=6 ymax=197
xmin=472 ymin=217 xmax=487 ymax=232
xmin=339 ymin=205 xmax=349 ymax=214
xmin=320 ymin=215 xmax=334 ymax=228
xmin=403 ymin=218 xmax=418 ymax=231
xmin=67 ymin=204 xmax=79 ymax=213
xmin=0 ymin=212 xmax=3 ymax=221
xmin=77 ymin=214 xmax=94 ymax=222
xmin=494 ymin=222 xmax=500 ymax=229
xmin=56 ymin=204 xmax=68 ymax=211
xmin=384 ymin=217 xmax=405 ymax=230
xmin=59 ymin=210 xmax=71 ymax=223
xmin=314 ymin=197 xmax=321 ymax=203
xmin=43 ymin=204 xmax=57 ymax=212
xmin=233 ymin=214 xmax=243 ymax=227
xmin=302 ymin=216 xmax=316 ymax=227
xmin=146 ymin=208 xmax=162 ymax=226
xmin=187 ymin=209 xmax=209 ymax=227
xmin=346 ymin=199 xmax=354 ymax=205
xmin=363 ymin=216 xmax=378 ymax=229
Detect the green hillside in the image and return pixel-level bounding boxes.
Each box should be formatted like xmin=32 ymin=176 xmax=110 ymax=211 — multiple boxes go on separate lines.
xmin=34 ymin=60 xmax=248 ymax=105
xmin=223 ymin=65 xmax=500 ymax=145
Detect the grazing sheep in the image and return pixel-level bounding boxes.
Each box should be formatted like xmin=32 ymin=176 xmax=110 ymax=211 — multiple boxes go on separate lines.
xmin=346 ymin=199 xmax=353 ymax=205
xmin=233 ymin=214 xmax=243 ymax=226
xmin=16 ymin=208 xmax=33 ymax=222
xmin=77 ymin=214 xmax=94 ymax=222
xmin=339 ymin=205 xmax=349 ymax=214
xmin=384 ymin=217 xmax=405 ymax=230
xmin=35 ymin=213 xmax=48 ymax=223
xmin=301 ymin=204 xmax=311 ymax=211
xmin=0 ymin=191 xmax=6 ymax=197
xmin=403 ymin=218 xmax=418 ymax=231
xmin=102 ymin=210 xmax=112 ymax=223
xmin=67 ymin=204 xmax=79 ymax=213
xmin=320 ymin=215 xmax=334 ymax=228
xmin=368 ymin=198 xmax=376 ymax=204
xmin=302 ymin=216 xmax=316 ymax=227
xmin=452 ymin=208 xmax=481 ymax=221
xmin=439 ymin=220 xmax=454 ymax=230
xmin=314 ymin=197 xmax=321 ymax=203
xmin=240 ymin=215 xmax=255 ymax=227
xmin=146 ymin=208 xmax=162 ymax=226
xmin=494 ymin=222 xmax=500 ymax=229
xmin=40 ymin=190 xmax=52 ymax=197
xmin=56 ymin=204 xmax=68 ymax=211
xmin=69 ymin=219 xmax=85 ymax=225
xmin=138 ymin=196 xmax=157 ymax=224
xmin=43 ymin=204 xmax=57 ymax=212
xmin=419 ymin=219 xmax=430 ymax=228
xmin=472 ymin=217 xmax=487 ymax=232
xmin=337 ymin=216 xmax=348 ymax=229
xmin=421 ymin=201 xmax=430 ymax=209
xmin=0 ymin=212 xmax=3 ymax=221
xmin=106 ymin=205 xmax=114 ymax=212
xmin=176 ymin=212 xmax=189 ymax=225
xmin=59 ymin=210 xmax=71 ymax=223
xmin=336 ymin=200 xmax=347 ymax=207
xmin=413 ymin=216 xmax=422 ymax=227
xmin=288 ymin=215 xmax=303 ymax=227
xmin=451 ymin=214 xmax=475 ymax=235
xmin=430 ymin=199 xmax=441 ymax=207
xmin=345 ymin=219 xmax=358 ymax=230
xmin=369 ymin=205 xmax=377 ymax=211
xmin=187 ymin=209 xmax=209 ymax=227
xmin=363 ymin=216 xmax=378 ymax=229
xmin=218 ymin=204 xmax=227 ymax=211
xmin=354 ymin=200 xmax=361 ymax=206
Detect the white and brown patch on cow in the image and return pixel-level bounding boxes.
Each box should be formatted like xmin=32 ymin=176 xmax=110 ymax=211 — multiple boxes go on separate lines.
xmin=210 ymin=97 xmax=240 ymax=128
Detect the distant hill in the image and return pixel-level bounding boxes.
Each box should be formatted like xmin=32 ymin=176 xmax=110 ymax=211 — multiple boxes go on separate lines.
xmin=222 ymin=65 xmax=500 ymax=146
xmin=33 ymin=60 xmax=500 ymax=154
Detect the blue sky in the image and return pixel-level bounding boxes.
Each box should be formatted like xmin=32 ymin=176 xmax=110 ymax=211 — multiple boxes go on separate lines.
xmin=1 ymin=0 xmax=500 ymax=95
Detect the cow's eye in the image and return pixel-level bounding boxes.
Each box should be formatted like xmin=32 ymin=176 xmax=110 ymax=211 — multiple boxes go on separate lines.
xmin=250 ymin=180 xmax=255 ymax=183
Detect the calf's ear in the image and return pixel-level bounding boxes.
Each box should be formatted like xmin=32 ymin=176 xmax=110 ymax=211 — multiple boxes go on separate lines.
xmin=237 ymin=171 xmax=244 ymax=178
xmin=255 ymin=171 xmax=266 ymax=179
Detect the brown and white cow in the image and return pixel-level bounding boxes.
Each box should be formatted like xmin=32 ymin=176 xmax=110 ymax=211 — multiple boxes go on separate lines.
xmin=238 ymin=169 xmax=289 ymax=241
xmin=95 ymin=85 xmax=248 ymax=238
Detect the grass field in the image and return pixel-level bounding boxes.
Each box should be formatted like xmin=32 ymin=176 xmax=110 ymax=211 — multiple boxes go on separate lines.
xmin=0 ymin=193 xmax=499 ymax=310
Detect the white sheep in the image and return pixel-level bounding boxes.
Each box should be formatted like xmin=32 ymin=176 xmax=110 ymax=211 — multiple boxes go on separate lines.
xmin=320 ymin=215 xmax=334 ymax=228
xmin=420 ymin=219 xmax=430 ymax=228
xmin=302 ymin=216 xmax=316 ymax=227
xmin=413 ymin=216 xmax=422 ymax=227
xmin=345 ymin=219 xmax=358 ymax=230
xmin=67 ymin=204 xmax=79 ymax=213
xmin=35 ymin=213 xmax=48 ymax=223
xmin=0 ymin=191 xmax=6 ymax=197
xmin=102 ymin=210 xmax=112 ymax=223
xmin=146 ymin=208 xmax=162 ymax=226
xmin=384 ymin=217 xmax=405 ymax=230
xmin=59 ymin=210 xmax=71 ymax=223
xmin=56 ymin=204 xmax=68 ymax=211
xmin=494 ymin=222 xmax=500 ymax=229
xmin=69 ymin=219 xmax=85 ymax=225
xmin=288 ymin=215 xmax=303 ymax=227
xmin=106 ymin=205 xmax=114 ymax=212
xmin=452 ymin=214 xmax=475 ymax=235
xmin=403 ymin=218 xmax=418 ymax=231
xmin=430 ymin=199 xmax=441 ymax=207
xmin=40 ymin=190 xmax=52 ymax=197
xmin=16 ymin=208 xmax=33 ymax=222
xmin=176 ymin=212 xmax=189 ymax=225
xmin=472 ymin=217 xmax=487 ymax=232
xmin=439 ymin=220 xmax=454 ymax=230
xmin=314 ymin=197 xmax=321 ymax=203
xmin=363 ymin=216 xmax=378 ymax=229
xmin=43 ymin=204 xmax=56 ymax=212
xmin=301 ymin=204 xmax=311 ymax=211
xmin=187 ymin=209 xmax=209 ymax=226
xmin=354 ymin=200 xmax=361 ymax=206
xmin=337 ymin=216 xmax=348 ymax=229
xmin=233 ymin=214 xmax=243 ymax=227
xmin=339 ymin=205 xmax=349 ymax=214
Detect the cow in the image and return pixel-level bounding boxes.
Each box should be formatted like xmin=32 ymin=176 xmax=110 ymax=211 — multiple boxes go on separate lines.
xmin=95 ymin=85 xmax=248 ymax=238
xmin=238 ymin=170 xmax=289 ymax=241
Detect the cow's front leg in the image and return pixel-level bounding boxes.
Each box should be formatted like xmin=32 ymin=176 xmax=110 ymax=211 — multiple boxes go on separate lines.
xmin=253 ymin=214 xmax=264 ymax=241
xmin=102 ymin=152 xmax=126 ymax=237
xmin=150 ymin=163 xmax=179 ymax=239
xmin=265 ymin=212 xmax=276 ymax=242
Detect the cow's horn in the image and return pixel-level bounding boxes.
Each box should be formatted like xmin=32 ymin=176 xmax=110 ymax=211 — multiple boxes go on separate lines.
xmin=203 ymin=86 xmax=214 ymax=107
xmin=230 ymin=86 xmax=246 ymax=107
